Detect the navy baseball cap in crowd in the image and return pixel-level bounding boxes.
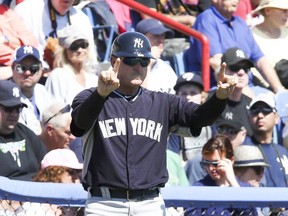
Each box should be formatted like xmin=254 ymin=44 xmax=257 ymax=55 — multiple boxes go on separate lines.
xmin=12 ymin=45 xmax=42 ymax=64
xmin=215 ymin=118 xmax=245 ymax=133
xmin=174 ymin=72 xmax=203 ymax=91
xmin=0 ymin=80 xmax=27 ymax=107
xmin=135 ymin=18 xmax=175 ymax=38
xmin=221 ymin=47 xmax=254 ymax=68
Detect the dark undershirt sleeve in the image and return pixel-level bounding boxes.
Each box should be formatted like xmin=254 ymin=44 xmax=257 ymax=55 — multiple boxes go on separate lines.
xmin=70 ymin=88 xmax=107 ymax=137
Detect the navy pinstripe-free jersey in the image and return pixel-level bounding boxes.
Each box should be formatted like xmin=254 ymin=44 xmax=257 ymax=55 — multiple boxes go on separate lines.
xmin=71 ymin=87 xmax=226 ymax=190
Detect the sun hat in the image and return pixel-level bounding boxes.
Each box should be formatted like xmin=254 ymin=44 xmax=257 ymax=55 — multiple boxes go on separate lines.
xmin=234 ymin=145 xmax=269 ymax=167
xmin=252 ymin=0 xmax=288 ymax=14
xmin=41 ymin=149 xmax=83 ymax=170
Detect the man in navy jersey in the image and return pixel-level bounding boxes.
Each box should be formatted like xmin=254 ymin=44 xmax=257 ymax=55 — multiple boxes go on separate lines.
xmin=70 ymin=31 xmax=237 ymax=216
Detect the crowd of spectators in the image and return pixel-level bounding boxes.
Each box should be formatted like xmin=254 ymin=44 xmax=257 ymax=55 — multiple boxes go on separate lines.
xmin=1 ymin=0 xmax=288 ymax=215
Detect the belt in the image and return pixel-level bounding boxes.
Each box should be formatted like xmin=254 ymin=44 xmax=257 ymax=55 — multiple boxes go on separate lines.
xmin=89 ymin=187 xmax=159 ymax=200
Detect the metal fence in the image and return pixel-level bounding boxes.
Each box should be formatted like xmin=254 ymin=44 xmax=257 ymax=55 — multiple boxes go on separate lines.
xmin=1 ymin=176 xmax=288 ymax=215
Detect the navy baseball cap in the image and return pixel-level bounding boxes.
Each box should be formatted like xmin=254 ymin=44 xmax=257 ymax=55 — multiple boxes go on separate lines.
xmin=221 ymin=47 xmax=254 ymax=68
xmin=0 ymin=80 xmax=27 ymax=107
xmin=12 ymin=45 xmax=42 ymax=64
xmin=174 ymin=72 xmax=204 ymax=91
xmin=215 ymin=118 xmax=244 ymax=132
xmin=136 ymin=18 xmax=175 ymax=38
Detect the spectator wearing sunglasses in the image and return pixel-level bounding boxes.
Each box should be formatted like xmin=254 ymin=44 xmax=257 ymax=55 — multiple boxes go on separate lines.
xmin=0 ymin=80 xmax=47 ymax=181
xmin=11 ymin=45 xmax=52 ymax=135
xmin=185 ymin=117 xmax=248 ymax=185
xmin=210 ymin=47 xmax=255 ymax=137
xmin=135 ymin=18 xmax=177 ymax=94
xmin=14 ymin=0 xmax=97 ymax=72
xmin=233 ymin=144 xmax=271 ymax=216
xmin=247 ymin=93 xmax=288 ymax=187
xmin=70 ymin=31 xmax=237 ymax=216
xmin=39 ymin=102 xmax=75 ymax=152
xmin=184 ymin=134 xmax=257 ymax=216
xmin=45 ymin=25 xmax=98 ymax=106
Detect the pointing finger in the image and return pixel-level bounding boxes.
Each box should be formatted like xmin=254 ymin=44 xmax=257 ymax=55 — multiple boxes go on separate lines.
xmin=113 ymin=58 xmax=121 ymax=76
xmin=218 ymin=62 xmax=226 ymax=83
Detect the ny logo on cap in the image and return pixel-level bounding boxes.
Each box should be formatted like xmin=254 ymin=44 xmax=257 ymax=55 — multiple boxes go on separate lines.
xmin=236 ymin=49 xmax=246 ymax=58
xmin=23 ymin=46 xmax=34 ymax=54
xmin=182 ymin=73 xmax=195 ymax=81
xmin=134 ymin=38 xmax=144 ymax=48
xmin=225 ymin=112 xmax=233 ymax=120
xmin=12 ymin=87 xmax=20 ymax=98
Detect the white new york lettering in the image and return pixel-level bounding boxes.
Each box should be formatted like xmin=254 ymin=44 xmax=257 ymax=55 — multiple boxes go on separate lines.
xmin=145 ymin=120 xmax=156 ymax=139
xmin=99 ymin=121 xmax=108 ymax=138
xmin=99 ymin=118 xmax=127 ymax=138
xmin=154 ymin=123 xmax=163 ymax=142
xmin=99 ymin=118 xmax=163 ymax=141
xmin=129 ymin=118 xmax=163 ymax=142
xmin=130 ymin=118 xmax=138 ymax=135
xmin=114 ymin=118 xmax=126 ymax=135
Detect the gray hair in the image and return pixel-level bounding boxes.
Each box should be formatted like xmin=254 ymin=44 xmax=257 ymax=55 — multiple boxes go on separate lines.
xmin=41 ymin=102 xmax=71 ymax=128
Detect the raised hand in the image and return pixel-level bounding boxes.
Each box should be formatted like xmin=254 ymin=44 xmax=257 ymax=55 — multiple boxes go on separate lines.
xmin=215 ymin=62 xmax=238 ymax=99
xmin=97 ymin=58 xmax=120 ymax=98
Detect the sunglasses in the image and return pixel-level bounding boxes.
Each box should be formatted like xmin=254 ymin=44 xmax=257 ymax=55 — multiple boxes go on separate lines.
xmin=14 ymin=63 xmax=41 ymax=74
xmin=1 ymin=105 xmax=24 ymax=114
xmin=43 ymin=104 xmax=71 ymax=125
xmin=229 ymin=65 xmax=249 ymax=73
xmin=200 ymin=159 xmax=219 ymax=167
xmin=249 ymin=107 xmax=274 ymax=115
xmin=251 ymin=166 xmax=265 ymax=176
xmin=216 ymin=125 xmax=239 ymax=135
xmin=122 ymin=57 xmax=150 ymax=67
xmin=69 ymin=40 xmax=89 ymax=52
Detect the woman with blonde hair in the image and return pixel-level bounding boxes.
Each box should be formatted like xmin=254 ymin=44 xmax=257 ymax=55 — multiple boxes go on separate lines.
xmin=45 ymin=25 xmax=99 ymax=106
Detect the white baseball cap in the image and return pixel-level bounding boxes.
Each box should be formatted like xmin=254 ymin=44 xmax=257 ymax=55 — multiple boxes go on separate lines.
xmin=57 ymin=25 xmax=89 ymax=49
xmin=248 ymin=93 xmax=276 ymax=110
